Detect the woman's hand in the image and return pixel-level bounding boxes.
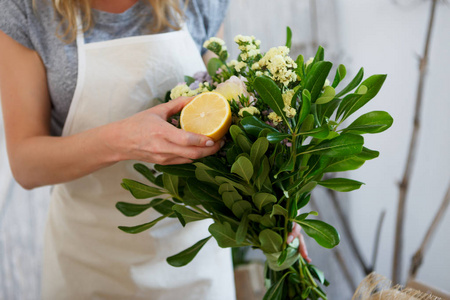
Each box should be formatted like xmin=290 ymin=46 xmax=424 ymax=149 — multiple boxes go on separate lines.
xmin=108 ymin=96 xmax=223 ymax=165
xmin=287 ymin=223 xmax=311 ymax=263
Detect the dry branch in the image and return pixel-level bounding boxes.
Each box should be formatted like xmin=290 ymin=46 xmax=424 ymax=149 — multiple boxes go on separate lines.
xmin=392 ymin=0 xmax=438 ymax=284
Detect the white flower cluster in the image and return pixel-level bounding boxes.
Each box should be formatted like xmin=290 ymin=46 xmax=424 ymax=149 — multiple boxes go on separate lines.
xmin=228 ymin=60 xmax=247 ymax=72
xmin=234 ymin=35 xmax=261 ymax=63
xmin=256 ymin=46 xmax=298 ymax=86
xmin=203 ymin=37 xmax=228 ymax=60
xmin=238 ymin=106 xmax=260 ymax=117
xmin=268 ymin=112 xmax=283 ymax=125
xmin=282 ymin=89 xmax=297 ymax=118
xmin=170 ymin=82 xmax=209 ymax=100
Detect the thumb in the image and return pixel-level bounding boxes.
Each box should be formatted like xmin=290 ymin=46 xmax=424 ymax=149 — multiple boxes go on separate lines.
xmin=152 ymin=96 xmax=193 ymax=120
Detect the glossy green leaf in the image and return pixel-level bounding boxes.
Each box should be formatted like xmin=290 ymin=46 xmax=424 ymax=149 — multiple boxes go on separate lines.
xmin=133 ymin=163 xmax=156 ymax=184
xmin=222 ymin=191 xmax=242 ymax=209
xmin=252 ymin=193 xmax=277 ymax=211
xmin=184 ymin=75 xmax=195 ymax=86
xmin=342 ymin=111 xmax=393 ymax=134
xmin=304 ymin=61 xmax=332 ymax=102
xmin=300 ymin=134 xmax=364 ymax=157
xmin=121 ymin=179 xmax=164 ymax=199
xmin=316 ymin=86 xmax=336 ymax=105
xmin=236 ymin=212 xmax=249 ymax=244
xmin=297 ymin=89 xmax=311 ymax=127
xmin=254 ymin=76 xmax=289 ymax=125
xmin=295 ymin=219 xmax=340 ymax=248
xmin=241 ymin=116 xmax=277 ymax=137
xmin=357 ymin=147 xmax=380 ymax=160
xmin=218 ymin=183 xmax=237 ymax=194
xmin=116 ymin=198 xmax=164 ymax=217
xmin=297 ymin=181 xmax=317 ymax=195
xmin=340 ymin=75 xmax=387 ymax=121
xmin=153 ymin=199 xmax=176 ymax=217
xmin=208 ymin=222 xmax=239 ymax=248
xmin=285 ymin=26 xmax=292 ymax=49
xmin=324 ymin=156 xmax=365 ymax=173
xmin=295 ymin=211 xmax=319 ymax=221
xmin=263 ymin=272 xmax=288 ymax=300
xmin=255 ymin=156 xmax=270 ymax=191
xmin=260 ymin=214 xmax=276 ymax=227
xmin=163 ymin=173 xmax=179 ymax=196
xmin=172 ymin=205 xmax=209 ymax=225
xmin=250 ymin=137 xmax=269 ymax=166
xmin=232 ymin=200 xmax=252 ymax=218
xmin=231 ymin=156 xmax=254 ymax=183
xmin=236 ymin=134 xmax=252 ymax=154
xmin=332 ymin=64 xmax=347 ymax=88
xmin=167 ymin=236 xmax=212 ymax=267
xmin=318 ymin=178 xmax=364 ymax=192
xmin=267 ymin=132 xmax=291 ymax=144
xmin=336 ymin=93 xmax=363 ymax=120
xmin=194 ymin=167 xmax=217 ymax=185
xmin=270 ymin=204 xmax=288 ymax=218
xmin=186 ymin=178 xmax=228 ymax=214
xmin=215 ymin=176 xmax=253 ymax=196
xmin=154 ymin=164 xmax=196 ymax=177
xmin=335 ymin=67 xmax=364 ymax=98
xmin=118 ymin=214 xmax=167 ymax=234
xmin=259 ymin=229 xmax=283 ymax=253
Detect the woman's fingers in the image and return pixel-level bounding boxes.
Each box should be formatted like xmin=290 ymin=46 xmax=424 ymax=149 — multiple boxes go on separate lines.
xmin=163 ymin=122 xmax=215 ymax=147
xmin=152 ymin=96 xmax=193 ymax=120
xmin=287 ymin=223 xmax=311 ymax=263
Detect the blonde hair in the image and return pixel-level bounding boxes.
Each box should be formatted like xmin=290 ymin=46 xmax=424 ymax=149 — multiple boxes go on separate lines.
xmin=42 ymin=0 xmax=185 ymax=43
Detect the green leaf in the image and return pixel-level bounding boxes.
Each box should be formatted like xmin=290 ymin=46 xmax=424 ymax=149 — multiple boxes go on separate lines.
xmin=222 ymin=191 xmax=242 ymax=209
xmin=256 ymin=156 xmax=270 ymax=191
xmin=167 ymin=236 xmax=212 ymax=267
xmin=324 ymin=156 xmax=365 ymax=173
xmin=336 ymin=93 xmax=363 ymax=120
xmin=270 ymin=204 xmax=288 ymax=218
xmin=297 ymin=194 xmax=311 ymax=210
xmin=133 ymin=163 xmax=156 ymax=184
xmin=263 ymin=272 xmax=289 ymax=300
xmin=318 ymin=178 xmax=364 ymax=192
xmin=260 ymin=213 xmax=276 ymax=227
xmin=236 ymin=212 xmax=249 ymax=244
xmin=309 ymin=264 xmax=326 ymax=285
xmin=296 ymin=211 xmax=319 ymax=221
xmin=231 ymin=156 xmax=254 ymax=183
xmin=250 ymin=137 xmax=269 ymax=166
xmin=254 ymin=76 xmax=289 ymax=125
xmin=335 ymin=67 xmax=364 ymax=98
xmin=194 ymin=167 xmax=217 ymax=185
xmin=295 ymin=89 xmax=311 ymax=131
xmin=172 ymin=205 xmax=209 ymax=225
xmin=295 ymin=54 xmax=305 ymax=80
xmin=304 ymin=61 xmax=332 ymax=102
xmin=315 ymin=86 xmax=336 ymax=105
xmin=207 ymin=57 xmax=223 ymax=77
xmin=208 ymin=222 xmax=239 ymax=248
xmin=154 ymin=164 xmax=196 ymax=177
xmin=152 ymin=199 xmax=176 ymax=217
xmin=340 ymin=75 xmax=387 ymax=121
xmin=267 ymin=132 xmax=291 ymax=144
xmin=300 ymin=133 xmax=364 ymax=157
xmin=295 ymin=219 xmax=340 ymax=248
xmin=236 ymin=134 xmax=252 ymax=154
xmin=342 ymin=111 xmax=393 ymax=134
xmin=285 ymin=26 xmax=292 ymax=49
xmin=231 ymin=200 xmax=252 ymax=218
xmin=121 ymin=179 xmax=164 ymax=199
xmin=252 ymin=193 xmax=277 ymax=211
xmin=241 ymin=116 xmax=277 ymax=137
xmin=332 ymin=64 xmax=347 ymax=88
xmin=218 ymin=183 xmax=237 ymax=194
xmin=259 ymin=229 xmax=283 ymax=253
xmin=296 ymin=181 xmax=317 ymax=195
xmin=163 ymin=173 xmax=179 ymax=196
xmin=186 ymin=178 xmax=228 ymax=214
xmin=312 ymin=45 xmax=325 ymax=64
xmin=215 ymin=176 xmax=253 ymax=196
xmin=357 ymin=147 xmax=380 ymax=160
xmin=116 ymin=199 xmax=164 ymax=217
xmin=118 ymin=214 xmax=167 ymax=234
xmin=184 ymin=75 xmax=195 ymax=86
xmin=299 ymin=114 xmax=314 ymax=134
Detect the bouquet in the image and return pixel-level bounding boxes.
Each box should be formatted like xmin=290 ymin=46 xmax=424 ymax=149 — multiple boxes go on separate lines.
xmin=117 ymin=28 xmax=393 ymax=299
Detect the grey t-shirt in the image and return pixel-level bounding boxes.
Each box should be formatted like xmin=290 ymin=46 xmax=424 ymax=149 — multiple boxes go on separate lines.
xmin=0 ymin=0 xmax=229 ymax=135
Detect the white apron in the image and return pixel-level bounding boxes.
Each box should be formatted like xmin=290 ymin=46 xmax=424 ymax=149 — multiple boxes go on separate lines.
xmin=42 ymin=16 xmax=235 ymax=300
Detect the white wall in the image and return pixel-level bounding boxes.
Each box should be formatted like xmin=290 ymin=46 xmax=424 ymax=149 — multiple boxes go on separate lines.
xmin=339 ymin=0 xmax=450 ymax=290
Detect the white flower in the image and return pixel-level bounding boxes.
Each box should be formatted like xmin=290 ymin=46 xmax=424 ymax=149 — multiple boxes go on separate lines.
xmin=234 ymin=35 xmax=253 ymax=44
xmin=268 ymin=112 xmax=283 ymax=125
xmin=305 ymin=57 xmax=314 ymax=67
xmin=255 ymin=40 xmax=261 ymax=46
xmin=255 ymin=71 xmax=263 ymax=77
xmin=252 ymin=62 xmax=261 ymax=70
xmin=238 ymin=106 xmax=260 ymax=117
xmin=203 ymin=37 xmax=225 ymax=48
xmin=215 ymin=76 xmax=249 ymax=102
xmin=283 ymin=105 xmax=297 ymax=118
xmin=240 ymin=53 xmax=248 ymax=61
xmin=170 ymin=83 xmax=196 ymax=99
xmin=282 ymin=89 xmax=295 ymax=106
xmin=227 ymin=60 xmax=238 ymax=67
xmin=234 ymin=61 xmax=247 ymax=72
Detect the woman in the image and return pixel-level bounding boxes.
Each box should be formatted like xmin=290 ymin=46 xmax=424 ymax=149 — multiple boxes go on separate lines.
xmin=0 ymin=0 xmax=309 ymax=298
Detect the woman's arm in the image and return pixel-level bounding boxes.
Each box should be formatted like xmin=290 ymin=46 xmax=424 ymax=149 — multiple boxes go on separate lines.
xmin=0 ymin=31 xmax=220 ymax=190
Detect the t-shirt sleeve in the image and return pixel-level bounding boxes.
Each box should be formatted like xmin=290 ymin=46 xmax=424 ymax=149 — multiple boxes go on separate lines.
xmin=0 ymin=0 xmax=35 ymax=50
xmin=185 ymin=0 xmax=230 ymax=55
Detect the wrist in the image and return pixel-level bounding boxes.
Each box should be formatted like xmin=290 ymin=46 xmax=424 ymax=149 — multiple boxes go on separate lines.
xmin=97 ymin=121 xmax=130 ymax=163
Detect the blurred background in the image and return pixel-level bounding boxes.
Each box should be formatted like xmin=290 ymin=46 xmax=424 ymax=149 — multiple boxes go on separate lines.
xmin=1 ymin=0 xmax=449 ymax=299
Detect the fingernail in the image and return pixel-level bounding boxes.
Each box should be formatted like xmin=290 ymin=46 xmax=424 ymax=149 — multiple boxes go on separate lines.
xmin=205 ymin=140 xmax=214 ymax=147
xmin=220 ymin=140 xmax=225 ymax=148
xmin=287 ymin=235 xmax=294 ymax=244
